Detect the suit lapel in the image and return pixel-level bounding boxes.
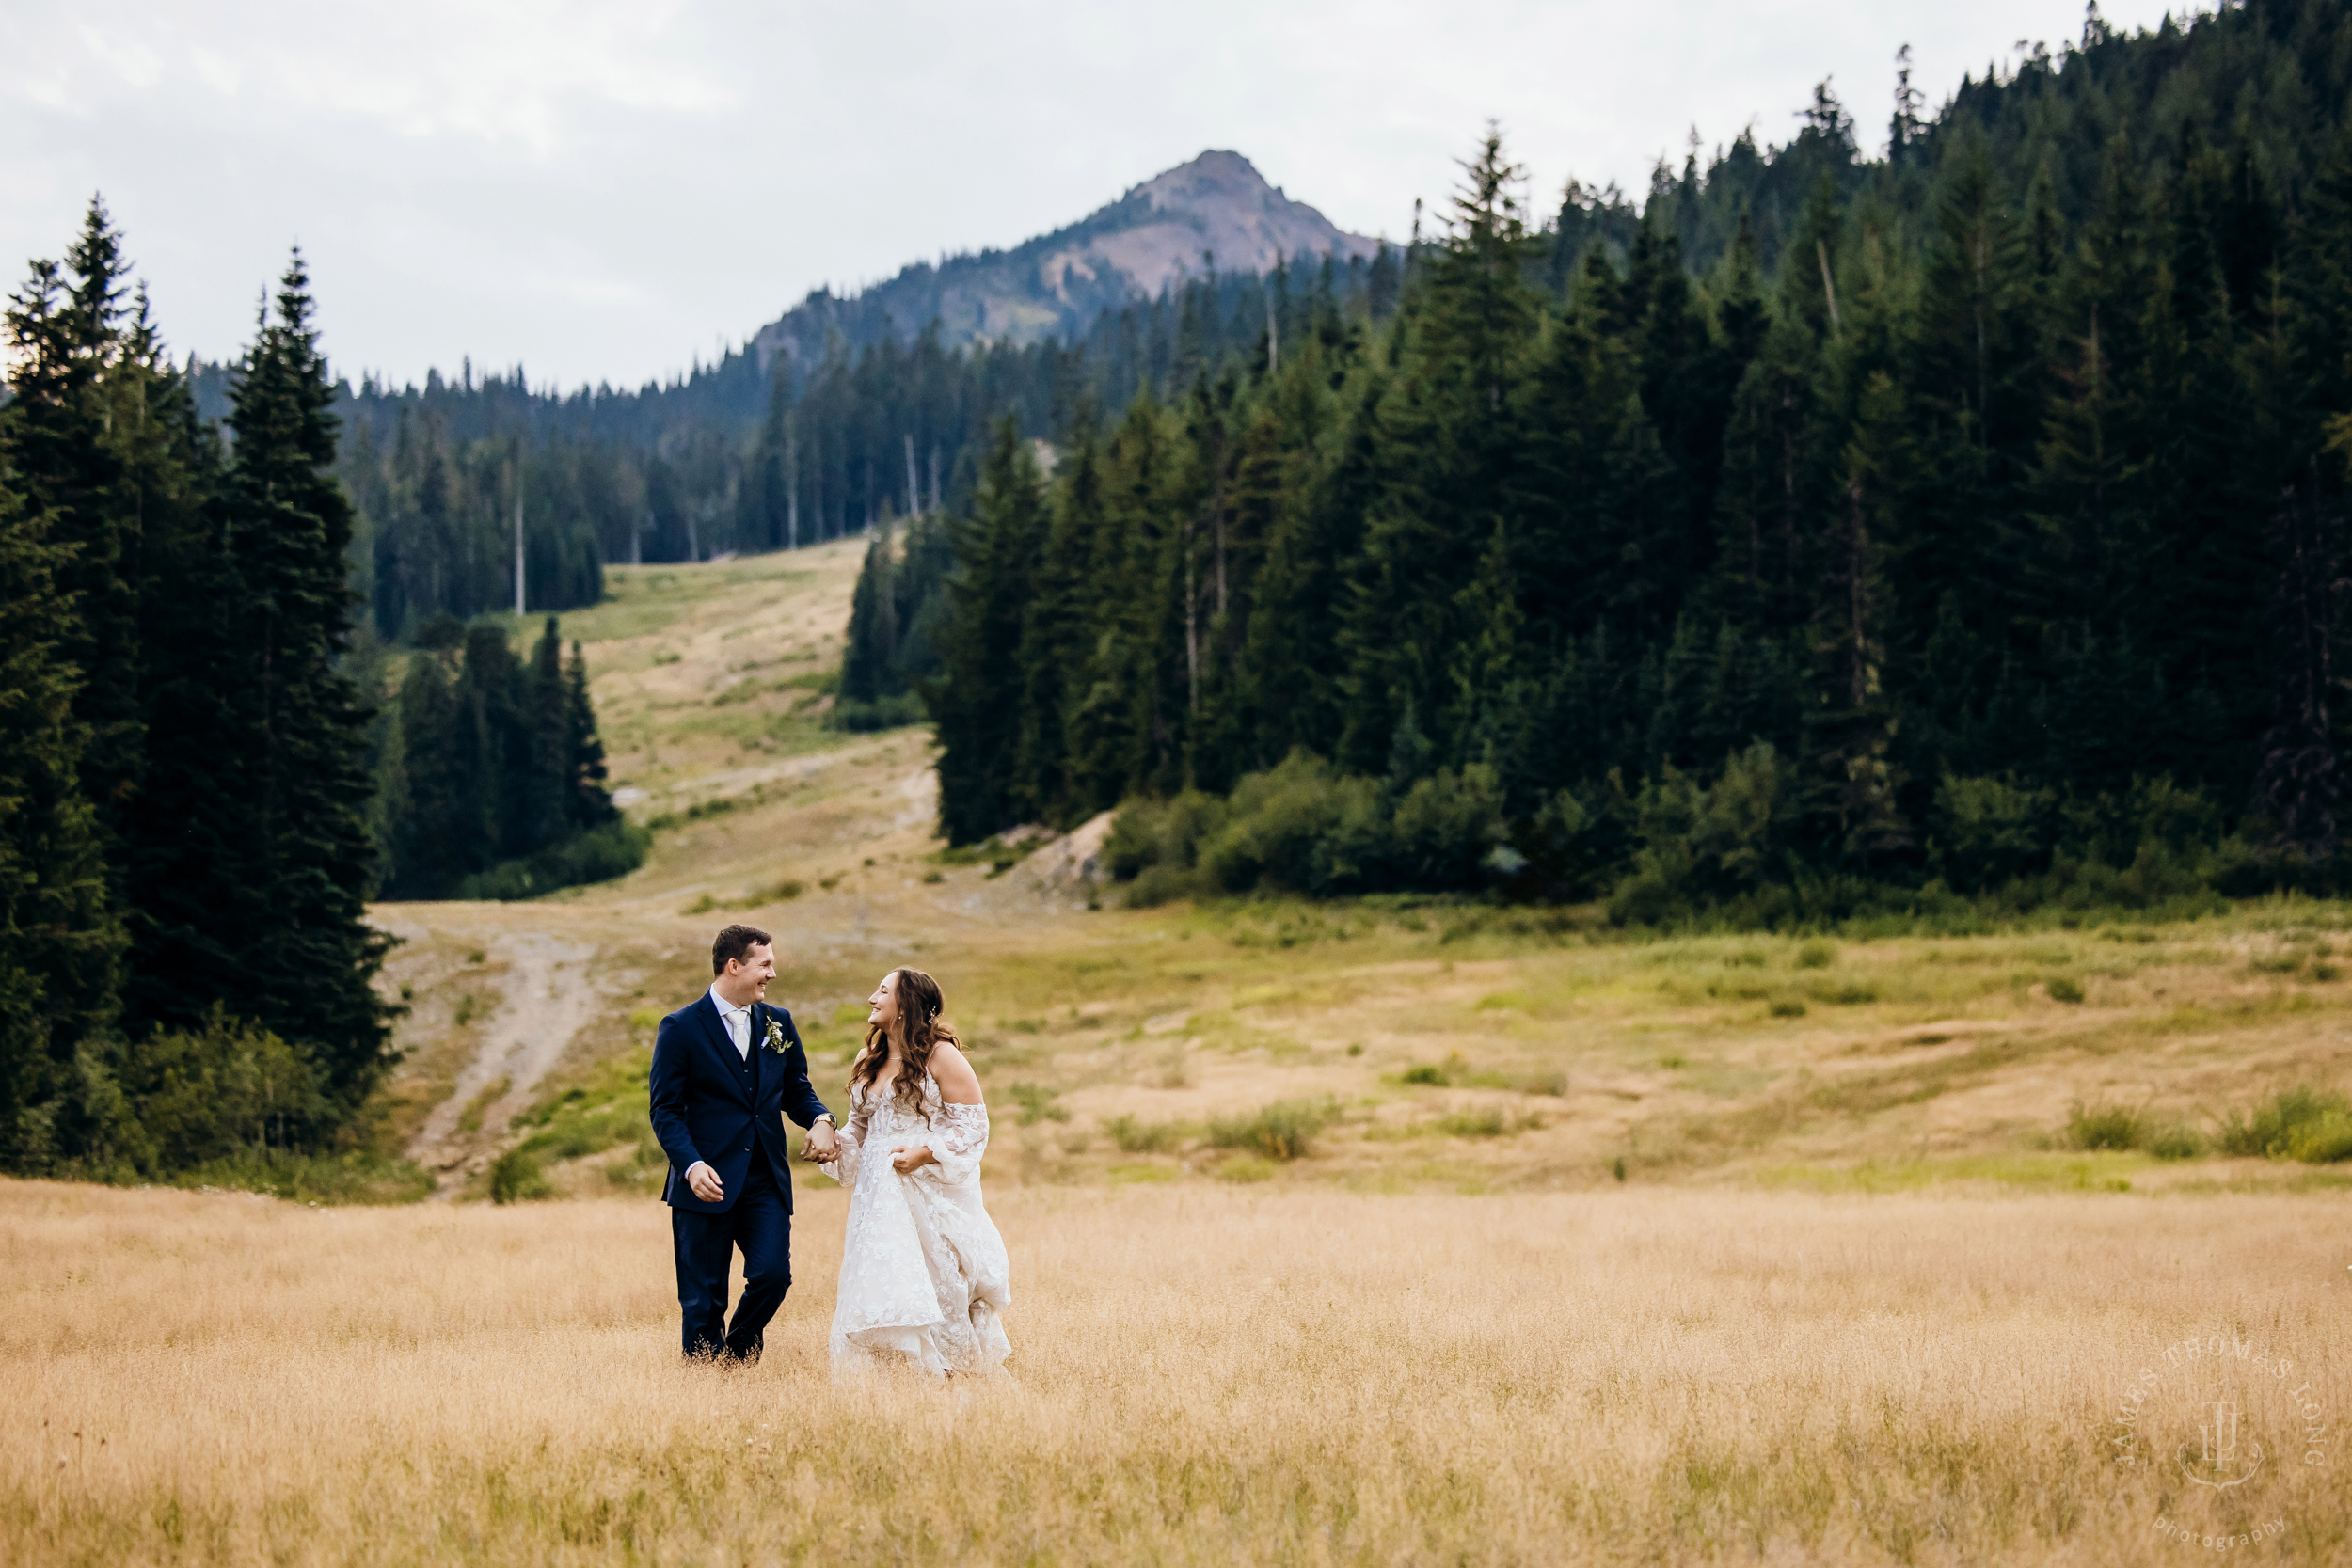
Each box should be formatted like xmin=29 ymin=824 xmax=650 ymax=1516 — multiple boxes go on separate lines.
xmin=696 ymin=994 xmax=753 ymax=1105
xmin=748 ymin=1003 xmax=767 ymax=1100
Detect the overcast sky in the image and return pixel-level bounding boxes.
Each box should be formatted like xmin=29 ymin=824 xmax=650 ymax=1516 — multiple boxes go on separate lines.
xmin=2 ymin=0 xmax=2188 ymax=391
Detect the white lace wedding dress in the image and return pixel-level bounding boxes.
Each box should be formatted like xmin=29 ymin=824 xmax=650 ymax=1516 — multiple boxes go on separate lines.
xmin=819 ymin=1073 xmax=1011 ymax=1377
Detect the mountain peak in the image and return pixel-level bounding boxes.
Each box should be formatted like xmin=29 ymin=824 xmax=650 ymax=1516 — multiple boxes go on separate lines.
xmin=753 ymin=150 xmax=1379 ymax=371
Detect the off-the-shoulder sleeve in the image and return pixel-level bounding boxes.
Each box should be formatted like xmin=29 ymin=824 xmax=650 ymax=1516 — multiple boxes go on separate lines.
xmin=820 ymin=1084 xmax=868 ymax=1187
xmin=918 ymin=1101 xmax=990 ymax=1187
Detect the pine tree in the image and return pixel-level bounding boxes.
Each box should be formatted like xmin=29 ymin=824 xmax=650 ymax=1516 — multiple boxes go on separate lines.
xmin=214 ymin=253 xmax=390 ymax=1105
xmin=563 ymin=638 xmax=617 ymax=833
xmin=4 ymin=203 xmax=144 ymax=885
xmin=1336 ymin=128 xmax=1539 ymax=774
xmin=1802 ymin=372 xmax=1914 ymax=866
xmin=932 ymin=420 xmax=1046 ymax=843
xmin=839 ymin=522 xmax=899 ymax=705
xmin=114 ymin=294 xmax=244 ymax=1045
xmin=0 ymin=410 xmax=119 ymax=1170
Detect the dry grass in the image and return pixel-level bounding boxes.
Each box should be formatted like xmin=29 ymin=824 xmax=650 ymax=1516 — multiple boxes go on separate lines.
xmin=6 ymin=1179 xmax=2346 ymax=1565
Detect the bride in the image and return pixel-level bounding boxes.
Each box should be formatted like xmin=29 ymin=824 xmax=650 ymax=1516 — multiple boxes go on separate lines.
xmin=818 ymin=967 xmax=1010 ymax=1377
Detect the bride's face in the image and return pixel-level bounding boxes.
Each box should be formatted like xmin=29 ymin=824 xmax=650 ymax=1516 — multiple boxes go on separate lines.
xmin=866 ymin=972 xmax=899 ymax=1034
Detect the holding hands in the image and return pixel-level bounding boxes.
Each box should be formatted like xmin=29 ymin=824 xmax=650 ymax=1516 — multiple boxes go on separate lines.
xmin=800 ymin=1118 xmax=839 ymax=1163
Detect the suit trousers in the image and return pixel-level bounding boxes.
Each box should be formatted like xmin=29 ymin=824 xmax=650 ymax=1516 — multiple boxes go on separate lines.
xmin=671 ymin=1147 xmax=791 ymax=1361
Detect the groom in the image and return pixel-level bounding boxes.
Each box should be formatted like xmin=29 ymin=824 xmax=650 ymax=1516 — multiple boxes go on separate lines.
xmin=649 ymin=923 xmax=837 ymax=1362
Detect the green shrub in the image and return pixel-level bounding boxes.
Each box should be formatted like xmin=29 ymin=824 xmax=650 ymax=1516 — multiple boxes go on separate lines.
xmin=2147 ymin=1122 xmax=2205 ymax=1160
xmin=1795 ymin=941 xmax=1836 ymax=970
xmin=458 ymin=821 xmax=650 ymax=901
xmin=1207 ymin=1098 xmax=1338 ymax=1161
xmin=2046 ymin=975 xmax=2086 ymax=1004
xmin=1006 ymin=1083 xmax=1070 ymax=1125
xmin=2064 ymin=1101 xmax=2144 ymax=1151
xmin=1606 ymin=741 xmax=1810 ymax=924
xmin=1105 ymin=1114 xmax=1184 ymax=1153
xmin=126 ymin=1008 xmax=330 ymax=1170
xmin=2215 ymin=1085 xmax=2351 ymax=1160
xmin=1931 ymin=775 xmax=2057 ymax=892
xmin=1106 ymin=752 xmax=1505 ymax=899
xmin=490 ymin=1148 xmax=552 ymax=1203
xmin=2286 ymin=1110 xmax=2352 ymax=1163
xmin=1437 ymin=1108 xmax=1507 ymax=1137
xmin=1399 ymin=1063 xmax=1449 ymax=1085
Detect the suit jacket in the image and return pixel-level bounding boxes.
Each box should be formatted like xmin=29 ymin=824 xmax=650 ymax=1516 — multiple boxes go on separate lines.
xmin=649 ymin=992 xmax=831 ymax=1215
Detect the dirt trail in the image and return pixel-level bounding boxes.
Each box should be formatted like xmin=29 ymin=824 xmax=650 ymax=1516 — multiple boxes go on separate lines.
xmin=405 ymin=929 xmax=603 ymax=1193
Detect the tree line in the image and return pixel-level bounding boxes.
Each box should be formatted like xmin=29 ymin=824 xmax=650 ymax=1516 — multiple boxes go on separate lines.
xmin=918 ymin=0 xmax=2352 ymax=923
xmin=2 ymin=207 xmax=391 ymax=1176
xmin=371 ymin=614 xmax=639 ymax=900
xmin=0 ymin=203 xmax=637 ymax=1183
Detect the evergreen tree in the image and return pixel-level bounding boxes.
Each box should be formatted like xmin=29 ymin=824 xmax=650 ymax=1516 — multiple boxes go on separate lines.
xmin=4 ymin=203 xmax=144 ymax=887
xmin=0 ymin=410 xmax=119 ymax=1169
xmin=213 ymin=253 xmax=390 ymax=1105
xmin=931 ymin=420 xmax=1046 ymax=842
xmin=839 ymin=522 xmax=899 ymax=706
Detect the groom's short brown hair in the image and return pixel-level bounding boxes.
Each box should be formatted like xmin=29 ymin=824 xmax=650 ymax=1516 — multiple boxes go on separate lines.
xmin=711 ymin=924 xmax=772 ymax=974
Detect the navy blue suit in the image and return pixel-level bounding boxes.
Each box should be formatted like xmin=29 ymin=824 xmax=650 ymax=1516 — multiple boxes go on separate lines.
xmin=648 ymin=991 xmax=831 ymax=1360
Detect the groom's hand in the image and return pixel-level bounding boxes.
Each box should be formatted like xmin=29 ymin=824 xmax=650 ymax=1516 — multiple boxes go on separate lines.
xmin=802 ymin=1119 xmax=838 ymax=1162
xmin=684 ymin=1161 xmax=724 ymax=1203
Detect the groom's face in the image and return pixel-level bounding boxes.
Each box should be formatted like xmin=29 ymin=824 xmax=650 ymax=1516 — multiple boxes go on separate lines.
xmin=725 ymin=942 xmax=776 ymax=1002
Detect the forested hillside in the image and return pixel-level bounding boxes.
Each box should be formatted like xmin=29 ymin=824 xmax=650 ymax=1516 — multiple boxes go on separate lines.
xmin=909 ymin=0 xmax=2352 ymax=923
xmin=211 ymin=250 xmax=1397 ymax=643
xmin=1 ymin=216 xmax=393 ymax=1177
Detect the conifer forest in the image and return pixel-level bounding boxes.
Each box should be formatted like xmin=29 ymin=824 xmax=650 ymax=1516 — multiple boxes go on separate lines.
xmin=911 ymin=1 xmax=2352 ymax=925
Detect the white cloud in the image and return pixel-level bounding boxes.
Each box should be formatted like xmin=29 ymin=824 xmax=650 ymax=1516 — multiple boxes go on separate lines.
xmin=1 ymin=0 xmax=2188 ymax=389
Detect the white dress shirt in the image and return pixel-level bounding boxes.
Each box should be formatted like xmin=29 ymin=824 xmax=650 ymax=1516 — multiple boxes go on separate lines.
xmin=708 ymin=982 xmax=753 ymax=1059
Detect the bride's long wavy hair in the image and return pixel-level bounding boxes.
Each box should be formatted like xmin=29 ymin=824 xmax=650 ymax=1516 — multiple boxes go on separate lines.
xmin=852 ymin=967 xmax=958 ymax=1121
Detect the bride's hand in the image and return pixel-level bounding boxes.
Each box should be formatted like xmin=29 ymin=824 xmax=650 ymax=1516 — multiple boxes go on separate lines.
xmin=889 ymin=1145 xmax=936 ymax=1175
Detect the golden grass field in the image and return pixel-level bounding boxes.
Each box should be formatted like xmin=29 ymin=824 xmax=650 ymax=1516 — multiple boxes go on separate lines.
xmin=7 ymin=1179 xmax=2345 ymax=1565
xmin=8 ymin=540 xmax=2352 ymax=1563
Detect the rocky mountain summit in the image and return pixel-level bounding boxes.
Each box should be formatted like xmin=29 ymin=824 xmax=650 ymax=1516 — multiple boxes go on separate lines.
xmin=752 ymin=150 xmax=1381 ymax=372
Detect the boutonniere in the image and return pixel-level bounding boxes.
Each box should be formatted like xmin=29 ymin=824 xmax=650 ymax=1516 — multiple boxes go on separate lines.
xmin=763 ymin=1018 xmax=787 ymax=1055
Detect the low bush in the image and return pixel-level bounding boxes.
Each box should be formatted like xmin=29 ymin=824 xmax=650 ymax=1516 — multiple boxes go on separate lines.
xmin=489 ymin=1148 xmax=552 ymax=1203
xmin=1106 ymin=752 xmax=1507 ymax=901
xmin=458 ymin=822 xmax=650 ymax=901
xmin=1207 ymin=1098 xmax=1339 ymax=1161
xmin=1104 ymin=1114 xmax=1185 ymax=1153
xmin=2217 ymin=1085 xmax=2352 ymax=1162
xmin=125 ymin=1009 xmax=332 ymax=1169
xmin=1437 ymin=1108 xmax=1508 ymax=1138
xmin=2063 ymin=1101 xmax=2145 ymax=1152
xmin=1006 ymin=1083 xmax=1070 ymax=1125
